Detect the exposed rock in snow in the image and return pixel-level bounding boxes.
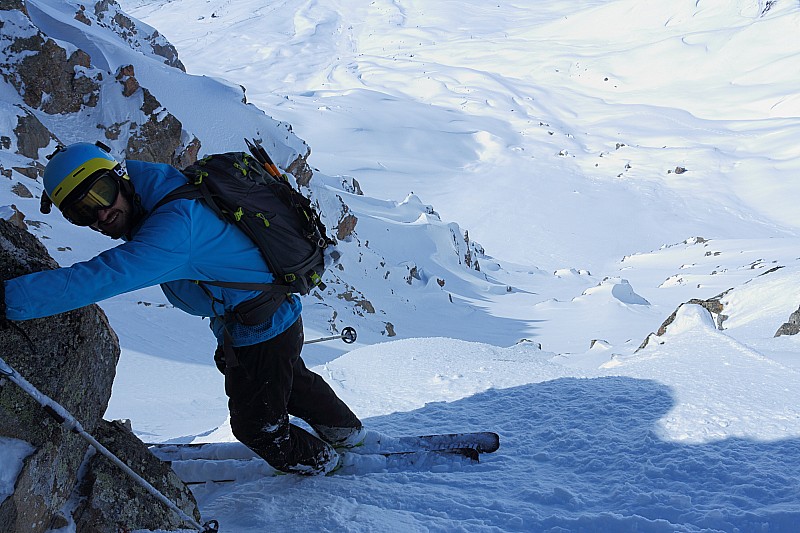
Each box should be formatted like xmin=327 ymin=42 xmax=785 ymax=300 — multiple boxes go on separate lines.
xmin=775 ymin=305 xmax=800 ymax=337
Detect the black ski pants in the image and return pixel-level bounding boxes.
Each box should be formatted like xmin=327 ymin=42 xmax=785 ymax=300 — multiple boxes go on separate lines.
xmin=219 ymin=317 xmax=361 ymax=474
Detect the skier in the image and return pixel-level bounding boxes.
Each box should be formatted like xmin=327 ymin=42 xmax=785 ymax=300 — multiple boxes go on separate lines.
xmin=0 ymin=142 xmax=364 ymax=475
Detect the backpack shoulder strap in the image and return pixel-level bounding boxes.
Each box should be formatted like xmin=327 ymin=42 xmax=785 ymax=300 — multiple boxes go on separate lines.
xmin=150 ymin=183 xmax=205 ymax=214
xmin=149 ymin=182 xmax=290 ymax=323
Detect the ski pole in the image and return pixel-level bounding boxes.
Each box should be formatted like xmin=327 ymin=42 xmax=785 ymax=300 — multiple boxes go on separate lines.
xmin=305 ymin=326 xmax=357 ymax=345
xmin=0 ymin=355 xmax=218 ymax=533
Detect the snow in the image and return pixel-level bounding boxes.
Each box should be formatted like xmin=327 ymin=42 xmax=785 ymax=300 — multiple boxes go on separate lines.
xmin=193 ymin=352 xmax=800 ymax=532
xmin=2 ymin=0 xmax=800 ymax=530
xmin=0 ymin=437 xmax=34 ymax=505
xmin=121 ymin=0 xmax=800 ymax=272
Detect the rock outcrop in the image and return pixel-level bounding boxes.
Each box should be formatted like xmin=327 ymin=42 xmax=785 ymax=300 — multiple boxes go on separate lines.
xmin=638 ymin=295 xmax=728 ymax=351
xmin=0 ymin=219 xmax=201 ymax=532
xmin=775 ymin=305 xmax=800 ymax=337
xmin=0 ymin=4 xmax=199 ymax=182
xmin=5 ymin=26 xmax=100 ymax=115
xmin=93 ymin=0 xmax=186 ymax=71
xmin=72 ymin=420 xmax=201 ymax=532
xmin=0 ymin=218 xmax=120 ymax=531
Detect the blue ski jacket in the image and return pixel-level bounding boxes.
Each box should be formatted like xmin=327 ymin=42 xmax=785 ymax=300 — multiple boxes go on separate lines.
xmin=3 ymin=160 xmax=302 ymax=346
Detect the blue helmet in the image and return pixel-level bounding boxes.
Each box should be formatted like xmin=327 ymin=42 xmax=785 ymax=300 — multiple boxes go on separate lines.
xmin=43 ymin=142 xmax=125 ymax=209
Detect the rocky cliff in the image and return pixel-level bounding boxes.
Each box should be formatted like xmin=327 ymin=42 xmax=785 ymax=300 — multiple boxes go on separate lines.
xmin=0 ymin=1 xmax=209 ymax=529
xmin=0 ymin=218 xmax=201 ymax=531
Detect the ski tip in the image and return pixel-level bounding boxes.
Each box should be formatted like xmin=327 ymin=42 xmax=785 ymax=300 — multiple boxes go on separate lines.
xmin=483 ymin=432 xmax=501 ymax=453
xmin=458 ymin=448 xmax=480 ymax=462
xmin=460 ymin=432 xmax=500 ymax=453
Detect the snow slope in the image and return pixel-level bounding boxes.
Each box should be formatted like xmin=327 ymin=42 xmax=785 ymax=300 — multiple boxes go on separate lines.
xmin=122 ymin=0 xmax=800 ymax=270
xmin=114 ymin=1 xmax=800 ymax=530
xmin=193 ymin=315 xmax=800 ymax=532
xmin=2 ymin=0 xmax=800 ymax=531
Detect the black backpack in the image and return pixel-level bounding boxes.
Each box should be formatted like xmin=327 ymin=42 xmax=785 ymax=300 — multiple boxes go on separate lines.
xmin=153 ymin=139 xmax=333 ymax=326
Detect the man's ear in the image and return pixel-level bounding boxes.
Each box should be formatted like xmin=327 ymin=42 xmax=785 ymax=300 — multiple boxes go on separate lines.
xmin=40 ymin=194 xmax=53 ymax=215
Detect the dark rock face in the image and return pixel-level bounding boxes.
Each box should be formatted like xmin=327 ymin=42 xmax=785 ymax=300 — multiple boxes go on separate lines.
xmin=0 ymin=6 xmax=199 ymax=184
xmin=0 ymin=1 xmax=24 ymax=11
xmin=286 ymin=149 xmax=314 ymax=187
xmin=125 ymin=83 xmax=189 ymax=166
xmin=337 ymin=213 xmax=358 ymax=241
xmin=11 ymin=34 xmax=101 ymax=114
xmin=73 ymin=420 xmax=201 ymax=533
xmin=0 ymin=220 xmax=201 ymax=532
xmin=0 ymin=219 xmax=120 ymax=532
xmin=13 ymin=111 xmax=51 ymax=159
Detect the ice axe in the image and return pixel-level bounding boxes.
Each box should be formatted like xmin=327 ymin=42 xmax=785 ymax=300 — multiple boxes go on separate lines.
xmin=305 ymin=326 xmax=357 ymax=345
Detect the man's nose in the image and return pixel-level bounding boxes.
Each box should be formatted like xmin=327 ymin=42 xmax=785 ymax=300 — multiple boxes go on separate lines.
xmin=95 ymin=206 xmax=112 ymax=223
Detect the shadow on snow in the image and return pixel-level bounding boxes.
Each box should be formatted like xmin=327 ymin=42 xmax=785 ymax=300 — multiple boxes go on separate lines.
xmin=361 ymin=376 xmax=800 ymax=532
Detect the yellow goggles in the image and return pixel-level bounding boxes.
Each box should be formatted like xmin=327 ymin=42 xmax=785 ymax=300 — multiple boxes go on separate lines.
xmin=60 ymin=171 xmax=120 ymax=226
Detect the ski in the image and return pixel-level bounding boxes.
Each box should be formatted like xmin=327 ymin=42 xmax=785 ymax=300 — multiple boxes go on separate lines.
xmin=148 ymin=431 xmax=499 ymax=463
xmin=165 ymin=448 xmax=480 ymax=485
xmin=354 ymin=431 xmax=500 ymax=455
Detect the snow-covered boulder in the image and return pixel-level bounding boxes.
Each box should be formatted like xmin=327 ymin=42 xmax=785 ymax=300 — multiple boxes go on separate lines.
xmin=656 ymin=297 xmax=726 ymax=336
xmin=637 ymin=296 xmax=727 ymax=351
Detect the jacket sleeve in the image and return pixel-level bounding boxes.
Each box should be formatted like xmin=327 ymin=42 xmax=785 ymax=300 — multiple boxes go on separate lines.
xmin=4 ymin=205 xmax=194 ymax=321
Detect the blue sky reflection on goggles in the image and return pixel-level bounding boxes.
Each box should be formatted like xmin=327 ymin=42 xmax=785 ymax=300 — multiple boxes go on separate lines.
xmin=60 ymin=171 xmax=120 ymax=226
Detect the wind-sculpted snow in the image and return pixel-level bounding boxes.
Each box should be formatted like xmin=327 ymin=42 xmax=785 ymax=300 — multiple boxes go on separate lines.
xmin=606 ymin=304 xmax=800 ymax=444
xmin=122 ymin=0 xmax=800 ymax=270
